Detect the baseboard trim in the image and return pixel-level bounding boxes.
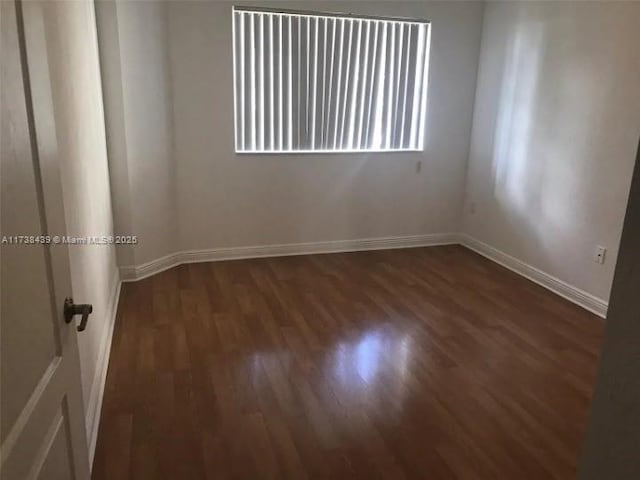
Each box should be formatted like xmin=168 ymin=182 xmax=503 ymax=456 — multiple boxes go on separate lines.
xmin=86 ymin=271 xmax=121 ymax=469
xmin=460 ymin=235 xmax=608 ymax=318
xmin=118 ymin=232 xmax=608 ymax=318
xmin=120 ymin=233 xmax=459 ymax=281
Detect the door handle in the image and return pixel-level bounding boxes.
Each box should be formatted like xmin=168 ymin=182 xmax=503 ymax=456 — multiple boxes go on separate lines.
xmin=63 ymin=297 xmax=93 ymax=332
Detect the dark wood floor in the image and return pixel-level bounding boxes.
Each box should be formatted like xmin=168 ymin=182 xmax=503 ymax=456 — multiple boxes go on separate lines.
xmin=92 ymin=245 xmax=603 ymax=480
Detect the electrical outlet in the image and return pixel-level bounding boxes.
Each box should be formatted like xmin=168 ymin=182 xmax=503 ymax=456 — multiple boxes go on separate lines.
xmin=416 ymin=160 xmax=422 ymax=173
xmin=594 ymin=246 xmax=606 ymax=264
xmin=469 ymin=202 xmax=477 ymax=215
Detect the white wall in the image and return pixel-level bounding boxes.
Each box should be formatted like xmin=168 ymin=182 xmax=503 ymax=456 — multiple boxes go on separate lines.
xmin=169 ymin=0 xmax=484 ymax=251
xmin=463 ymin=1 xmax=640 ymax=302
xmin=97 ymin=0 xmax=484 ymax=264
xmin=96 ymin=0 xmax=178 ymax=268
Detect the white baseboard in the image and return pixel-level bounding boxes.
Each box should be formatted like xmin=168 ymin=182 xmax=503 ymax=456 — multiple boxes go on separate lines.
xmin=120 ymin=233 xmax=459 ymax=281
xmin=118 ymin=232 xmax=607 ymax=318
xmin=460 ymin=235 xmax=608 ymax=318
xmin=86 ymin=271 xmax=121 ymax=469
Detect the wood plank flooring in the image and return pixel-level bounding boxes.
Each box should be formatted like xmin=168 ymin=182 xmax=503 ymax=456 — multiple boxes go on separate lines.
xmin=92 ymin=245 xmax=603 ymax=479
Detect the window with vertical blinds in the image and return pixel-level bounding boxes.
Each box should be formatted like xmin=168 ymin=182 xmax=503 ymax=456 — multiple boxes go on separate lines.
xmin=232 ymin=7 xmax=431 ymax=153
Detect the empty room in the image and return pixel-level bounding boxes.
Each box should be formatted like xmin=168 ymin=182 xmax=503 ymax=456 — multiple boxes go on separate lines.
xmin=2 ymin=0 xmax=640 ymax=479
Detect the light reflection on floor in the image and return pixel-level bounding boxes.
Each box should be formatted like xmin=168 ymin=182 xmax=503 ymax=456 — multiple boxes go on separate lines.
xmin=248 ymin=325 xmax=414 ymax=422
xmin=329 ymin=327 xmax=414 ymax=421
xmin=333 ymin=328 xmax=411 ymax=386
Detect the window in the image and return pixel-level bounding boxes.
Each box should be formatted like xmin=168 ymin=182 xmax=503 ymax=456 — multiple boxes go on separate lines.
xmin=232 ymin=7 xmax=431 ymax=153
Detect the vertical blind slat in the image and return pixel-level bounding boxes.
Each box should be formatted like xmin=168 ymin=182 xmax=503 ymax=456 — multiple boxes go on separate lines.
xmin=259 ymin=14 xmax=265 ymax=150
xmin=399 ymin=25 xmax=415 ymax=148
xmin=250 ymin=14 xmax=256 ymax=150
xmin=287 ymin=17 xmax=293 ymax=149
xmin=392 ymin=23 xmax=405 ymax=146
xmin=269 ymin=15 xmax=275 ymax=150
xmin=292 ymin=17 xmax=300 ymax=149
xmin=332 ymin=20 xmax=345 ymax=149
xmin=233 ymin=13 xmax=239 ymax=150
xmin=234 ymin=10 xmax=430 ymax=152
xmin=319 ymin=19 xmax=328 ymax=148
xmin=382 ymin=22 xmax=392 ymax=149
xmin=372 ymin=21 xmax=388 ymax=150
xmin=301 ymin=17 xmax=309 ymax=148
xmin=355 ymin=21 xmax=371 ymax=149
xmin=311 ymin=18 xmax=319 ymax=148
xmin=417 ymin=24 xmax=431 ymax=150
xmin=339 ymin=20 xmax=353 ymax=148
xmin=347 ymin=20 xmax=362 ymax=149
xmin=364 ymin=21 xmax=380 ymax=149
xmin=276 ymin=16 xmax=283 ymax=150
xmin=323 ymin=19 xmax=333 ymax=148
xmin=410 ymin=25 xmax=425 ymax=149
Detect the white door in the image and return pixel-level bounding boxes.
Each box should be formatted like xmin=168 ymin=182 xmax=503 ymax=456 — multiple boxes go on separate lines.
xmin=1 ymin=0 xmax=95 ymax=478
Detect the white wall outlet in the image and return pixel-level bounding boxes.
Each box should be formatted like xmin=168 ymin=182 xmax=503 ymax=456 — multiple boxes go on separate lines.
xmin=594 ymin=246 xmax=607 ymax=264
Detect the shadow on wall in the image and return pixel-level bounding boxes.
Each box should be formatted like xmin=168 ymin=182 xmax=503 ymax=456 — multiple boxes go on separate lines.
xmin=491 ymin=15 xmax=545 ymax=255
xmin=488 ymin=5 xmax=607 ymax=271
